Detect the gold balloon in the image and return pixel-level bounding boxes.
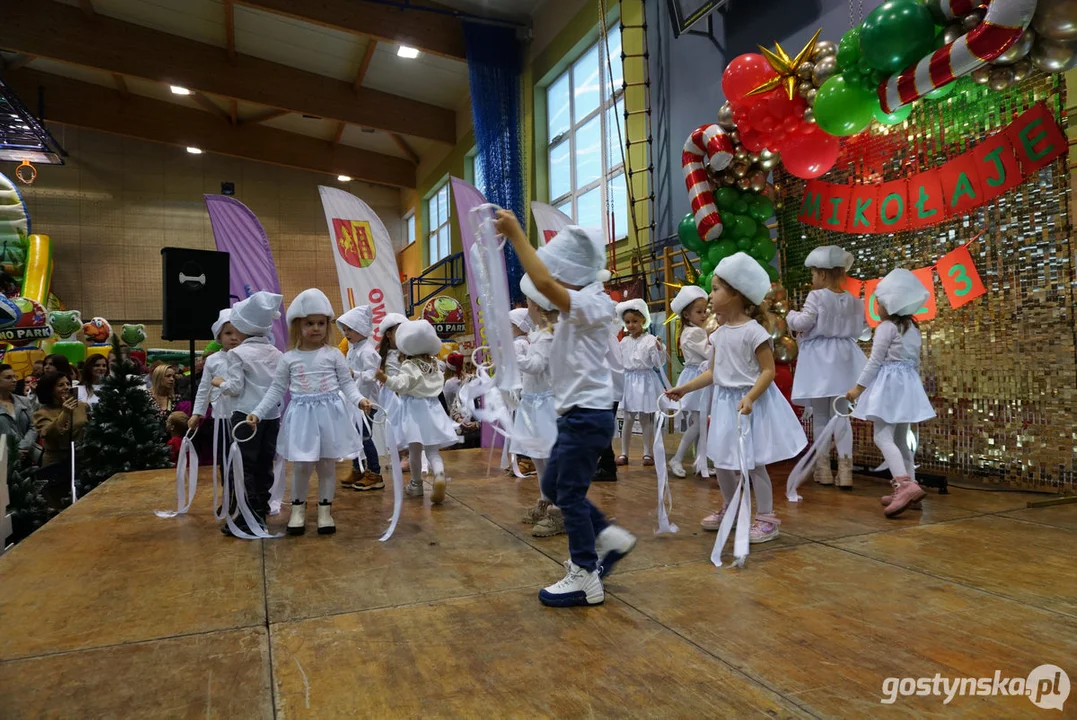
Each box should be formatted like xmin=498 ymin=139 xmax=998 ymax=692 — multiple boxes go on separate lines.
xmin=811 ymin=40 xmax=838 ymax=60
xmin=988 ymin=65 xmax=1015 ymax=91
xmin=769 ymin=323 xmax=785 ymax=341
xmin=962 ymin=10 xmax=984 ymax=31
xmin=774 ymin=336 xmax=798 ymax=363
xmin=1032 ymin=0 xmax=1077 ymax=42
xmin=732 ymin=161 xmax=749 ymax=179
xmin=993 ymin=28 xmax=1036 ymax=65
xmin=729 ymin=130 xmax=740 ymax=145
xmin=747 ymin=152 xmax=760 ymax=164
xmin=736 ymin=177 xmax=752 ymax=190
xmin=806 ymin=88 xmax=817 ymax=105
xmin=759 ymin=151 xmax=780 ymax=170
xmin=812 ymin=56 xmax=838 ymax=87
xmin=972 ymin=66 xmax=992 ymax=84
xmin=721 ymin=172 xmax=737 ymax=186
xmin=1030 ymin=37 xmax=1077 ymax=72
xmin=766 ymin=282 xmax=788 ymax=302
xmin=797 ymin=80 xmax=814 ymax=97
xmin=771 ymin=301 xmax=788 ymax=315
xmin=1012 ymin=58 xmax=1033 ymax=81
xmin=796 ymin=61 xmax=814 ymax=79
xmin=942 ymin=23 xmax=964 ymax=45
xmin=803 ymin=108 xmax=816 ymax=124
xmin=717 ymin=102 xmax=737 ymax=131
xmin=749 ymin=170 xmax=768 ymax=192
xmin=734 ymin=149 xmax=749 ymax=162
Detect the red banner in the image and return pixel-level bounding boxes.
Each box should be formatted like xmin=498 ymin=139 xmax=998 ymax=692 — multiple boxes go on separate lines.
xmin=798 ymin=103 xmax=1065 ymax=233
xmin=936 ymin=244 xmax=986 ymax=308
xmin=911 ymin=267 xmax=937 ymax=322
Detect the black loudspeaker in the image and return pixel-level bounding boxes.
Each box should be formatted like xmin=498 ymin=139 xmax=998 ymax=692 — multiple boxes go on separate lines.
xmin=161 ymin=247 xmax=230 ymax=341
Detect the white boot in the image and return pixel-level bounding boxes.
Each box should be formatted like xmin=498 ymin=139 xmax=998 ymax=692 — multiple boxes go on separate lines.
xmin=431 ymin=468 xmax=447 ymax=505
xmin=317 ymin=501 xmax=335 ymax=535
xmin=287 ymin=501 xmax=306 ymax=536
xmin=668 ymin=458 xmax=687 ymax=478
xmin=595 ymin=524 xmax=637 ymax=578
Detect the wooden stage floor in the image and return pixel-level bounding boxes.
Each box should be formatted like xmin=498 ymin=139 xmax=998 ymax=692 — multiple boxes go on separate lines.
xmin=1 ymin=447 xmax=1075 ymax=718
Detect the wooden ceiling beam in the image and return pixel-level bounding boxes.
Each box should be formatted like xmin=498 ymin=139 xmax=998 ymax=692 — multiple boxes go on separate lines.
xmin=390 ymin=133 xmax=420 ymax=165
xmin=192 ymin=92 xmax=232 ymax=123
xmin=78 ymin=0 xmax=95 ymax=18
xmin=235 ymin=0 xmax=466 ymax=61
xmin=240 ymin=108 xmax=289 ymax=126
xmin=5 ymin=69 xmax=415 ymax=188
xmin=229 ymin=98 xmax=238 ymax=126
xmin=0 ymin=0 xmax=456 ymax=143
xmin=331 ymin=121 xmax=346 ymax=147
xmin=354 ymin=40 xmax=376 ymax=93
xmin=111 ymin=72 xmax=128 ymax=97
xmin=224 ymin=0 xmax=236 ymax=61
xmin=2 ymin=54 xmax=37 ymax=72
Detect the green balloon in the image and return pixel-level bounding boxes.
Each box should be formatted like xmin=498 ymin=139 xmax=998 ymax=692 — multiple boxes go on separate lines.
xmin=707 ymin=239 xmax=736 ymax=266
xmin=714 ymin=187 xmax=738 ymax=210
xmin=727 ymin=214 xmax=750 ymax=239
xmin=738 ymin=215 xmax=757 ymax=239
xmin=750 ymin=236 xmax=777 ymax=262
xmin=698 ymin=274 xmax=713 ymax=292
xmin=873 ymin=101 xmax=912 ymax=125
xmin=860 ymin=0 xmax=936 ymax=73
xmin=837 ymin=26 xmax=862 ymax=71
xmin=700 ymin=258 xmax=715 ymax=277
xmin=677 ymin=213 xmax=705 ymax=253
xmin=924 ymin=81 xmax=955 ymax=100
xmin=747 ymin=196 xmax=774 ymax=222
xmin=733 ymin=199 xmax=748 ymax=214
xmin=813 ymin=74 xmax=876 ymax=136
xmin=762 ymin=262 xmax=779 ymax=281
xmin=736 ymin=237 xmax=753 ymax=250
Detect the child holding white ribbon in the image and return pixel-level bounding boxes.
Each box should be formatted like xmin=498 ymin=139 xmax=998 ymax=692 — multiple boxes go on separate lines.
xmin=667 ymin=286 xmax=711 ymax=478
xmin=189 ymin=309 xmax=241 ymax=510
xmin=516 ymin=273 xmax=562 ymax=538
xmin=337 ymin=305 xmax=384 ymax=492
xmin=667 ymin=253 xmax=806 ymax=543
xmin=248 ymin=289 xmax=370 ymax=536
xmin=787 ymin=245 xmax=867 ymax=489
xmin=376 ymin=313 xmax=410 ymax=471
xmin=845 ymin=268 xmax=935 ymax=518
xmin=615 ymin=299 xmax=665 ymax=467
xmin=376 ymin=319 xmax=457 ymax=504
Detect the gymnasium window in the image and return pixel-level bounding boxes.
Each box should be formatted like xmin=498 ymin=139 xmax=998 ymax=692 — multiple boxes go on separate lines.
xmin=545 ymin=24 xmax=627 ymax=241
xmin=466 ymin=149 xmax=488 ymax=198
xmin=426 ymin=182 xmax=451 ymax=265
xmin=403 ymin=212 xmax=415 ymax=250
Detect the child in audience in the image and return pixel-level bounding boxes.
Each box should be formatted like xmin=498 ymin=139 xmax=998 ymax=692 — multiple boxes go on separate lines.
xmin=616 ymin=299 xmax=664 ymax=467
xmin=166 ymin=411 xmax=189 ymax=463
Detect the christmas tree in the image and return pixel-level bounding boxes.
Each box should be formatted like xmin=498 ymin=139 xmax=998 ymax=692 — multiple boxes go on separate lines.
xmin=77 ymin=339 xmax=172 ymax=494
xmin=5 ymin=431 xmax=60 ymax=544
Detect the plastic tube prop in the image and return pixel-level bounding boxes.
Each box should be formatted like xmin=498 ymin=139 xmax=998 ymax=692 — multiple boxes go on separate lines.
xmin=652 ymin=392 xmax=681 ymax=536
xmin=682 ymin=124 xmax=734 ymax=242
xmin=710 ymin=414 xmax=753 ymax=568
xmin=879 ymin=0 xmax=1039 ymax=113
xmin=155 ymin=428 xmax=199 ymax=518
xmin=785 ymin=397 xmax=854 ymax=502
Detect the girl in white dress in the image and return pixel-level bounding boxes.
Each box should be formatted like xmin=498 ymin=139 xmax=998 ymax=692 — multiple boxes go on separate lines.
xmin=337 ymin=305 xmax=384 ymax=491
xmin=616 ymin=299 xmax=665 ymax=467
xmin=668 ymin=253 xmax=807 ymax=543
xmin=516 ymin=273 xmax=562 ymax=537
xmin=786 ymin=245 xmax=867 ymax=489
xmin=375 ymin=313 xmax=408 ymax=470
xmin=667 ymin=285 xmax=711 ymax=478
xmin=376 ymin=320 xmax=458 ymax=505
xmin=846 ymin=268 xmax=935 ymax=518
xmin=248 ymin=289 xmax=370 ymax=536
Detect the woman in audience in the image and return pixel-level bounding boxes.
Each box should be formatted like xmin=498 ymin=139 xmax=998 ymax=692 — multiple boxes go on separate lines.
xmin=150 ymin=364 xmax=177 ymax=417
xmin=33 ymin=372 xmax=89 ymax=467
xmin=43 ymin=354 xmax=78 ymax=383
xmin=78 ymin=355 xmax=109 ymax=407
xmin=0 ymin=363 xmax=37 ymax=456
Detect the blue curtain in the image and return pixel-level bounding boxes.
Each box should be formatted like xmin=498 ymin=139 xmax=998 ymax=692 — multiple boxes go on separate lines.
xmin=464 ymin=22 xmax=525 ymax=303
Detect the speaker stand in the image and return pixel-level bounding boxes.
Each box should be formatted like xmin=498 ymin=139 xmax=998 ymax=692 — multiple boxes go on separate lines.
xmin=188 ymin=340 xmax=196 ymax=406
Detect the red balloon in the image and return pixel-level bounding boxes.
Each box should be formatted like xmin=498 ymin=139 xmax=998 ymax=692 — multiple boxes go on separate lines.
xmin=792 ymin=96 xmax=808 ymax=117
xmin=781 ymin=131 xmax=841 ymax=179
xmin=783 ymin=115 xmax=799 ymax=132
xmin=768 ymin=92 xmax=794 ymax=120
xmin=741 ymin=129 xmax=767 ymax=152
xmin=759 ymin=116 xmax=777 ymax=133
xmin=723 ymin=54 xmax=778 ymax=105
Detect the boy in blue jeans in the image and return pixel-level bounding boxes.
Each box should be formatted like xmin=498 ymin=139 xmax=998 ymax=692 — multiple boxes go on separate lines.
xmin=495 ymin=210 xmax=636 ymax=607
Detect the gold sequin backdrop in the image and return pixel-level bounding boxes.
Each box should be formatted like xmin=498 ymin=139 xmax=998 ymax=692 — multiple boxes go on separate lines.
xmin=776 ymin=73 xmax=1074 ymax=492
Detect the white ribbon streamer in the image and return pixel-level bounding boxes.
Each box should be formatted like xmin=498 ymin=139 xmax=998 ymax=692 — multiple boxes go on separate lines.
xmin=785 ymin=397 xmax=853 ymax=503
xmin=155 ymin=429 xmax=199 ymax=518
xmin=652 ymin=394 xmax=680 ymax=536
xmin=469 ymin=204 xmax=522 ymax=394
xmin=70 ymin=440 xmax=78 ymax=503
xmin=373 ymin=404 xmax=403 ymax=542
xmin=221 ymin=422 xmax=281 ymax=540
xmin=710 ymin=414 xmax=752 ymax=568
xmin=693 ymin=384 xmax=714 ymax=479
xmin=268 ymin=454 xmax=285 ymax=515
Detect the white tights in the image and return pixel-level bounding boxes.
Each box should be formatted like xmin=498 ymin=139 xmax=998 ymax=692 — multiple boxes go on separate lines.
xmin=810 ymin=397 xmax=853 ymax=458
xmin=292 ymin=458 xmax=337 ymax=504
xmin=620 ymin=412 xmax=654 ymax=457
xmin=671 ymin=415 xmax=700 ymax=463
xmin=873 ymin=421 xmax=916 ymax=481
xmin=409 ymin=443 xmax=443 ymax=483
xmin=715 ymin=466 xmax=774 ymax=516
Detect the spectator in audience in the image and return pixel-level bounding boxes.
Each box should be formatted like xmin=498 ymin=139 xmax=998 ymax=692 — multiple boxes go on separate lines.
xmin=33 ymin=372 xmax=89 ymax=467
xmin=0 ymin=363 xmax=37 ymax=456
xmin=78 ymin=355 xmax=109 ymax=407
xmin=150 ymin=364 xmax=178 ymax=418
xmin=16 ymin=359 xmax=45 ymax=398
xmin=166 ymin=411 xmax=189 ymax=463
xmin=43 ymin=354 xmax=78 ymax=383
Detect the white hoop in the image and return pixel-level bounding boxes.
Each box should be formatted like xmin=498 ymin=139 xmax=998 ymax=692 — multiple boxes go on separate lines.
xmin=232 ymin=421 xmax=257 ymax=443
xmin=735 ymin=413 xmax=751 ymax=437
xmin=184 ymin=426 xmax=198 ymax=441
xmin=472 ymin=345 xmax=493 ymax=370
xmin=656 ymin=394 xmax=681 ymax=420
xmin=832 ymin=396 xmax=855 ymax=418
xmin=366 ymin=402 xmax=388 ymax=425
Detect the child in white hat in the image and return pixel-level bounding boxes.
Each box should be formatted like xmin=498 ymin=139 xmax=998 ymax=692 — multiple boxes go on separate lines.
xmin=516 ymin=273 xmax=563 ymax=538
xmin=375 ymin=319 xmax=458 ymax=504
xmin=495 ymin=209 xmax=636 ymax=608
xmin=668 ymin=253 xmax=807 ymax=542
xmin=216 ymin=291 xmax=285 ymax=536
xmin=248 ymin=289 xmax=370 ymax=536
xmin=846 ymin=268 xmax=935 ymax=517
xmin=337 ymin=305 xmax=383 ymax=492
xmin=189 ymin=309 xmax=241 ymax=508
xmin=375 ymin=312 xmax=411 ymax=472
xmin=667 ymin=285 xmax=711 ymax=478
xmin=786 ymin=245 xmax=867 ymax=489
xmin=614 ymin=298 xmax=665 ymax=467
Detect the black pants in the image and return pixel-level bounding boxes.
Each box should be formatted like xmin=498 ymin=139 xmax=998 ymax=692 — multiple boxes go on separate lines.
xmin=231 ymin=412 xmax=279 ymax=518
xmin=596 ymin=402 xmax=619 ymax=474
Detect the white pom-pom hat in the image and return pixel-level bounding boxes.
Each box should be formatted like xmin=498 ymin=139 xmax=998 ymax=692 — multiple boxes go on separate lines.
xmin=509 ymin=308 xmax=532 ymax=333
xmin=286 ymin=288 xmax=335 ymax=325
xmin=805 ymin=245 xmax=854 ymax=271
xmin=520 ymin=273 xmax=554 ymax=311
xmin=616 ymin=298 xmax=651 ymax=330
xmin=211 ymin=309 xmax=232 ymax=339
xmin=395 ymin=319 xmax=444 ymax=356
xmin=536 ymin=225 xmax=610 ymax=287
xmin=378 ymin=313 xmax=407 ymax=336
xmin=714 ymin=253 xmax=771 ymax=306
xmin=875 ymin=268 xmax=929 ymax=317
xmin=230 ymin=291 xmax=282 ymax=336
xmin=337 ymin=305 xmax=373 ymax=337
xmin=670 ymin=285 xmax=708 ymax=315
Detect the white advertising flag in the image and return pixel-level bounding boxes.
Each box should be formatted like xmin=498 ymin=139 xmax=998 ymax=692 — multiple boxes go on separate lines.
xmin=530 ymin=201 xmax=574 ymax=246
xmin=318 ymin=186 xmax=405 ymax=340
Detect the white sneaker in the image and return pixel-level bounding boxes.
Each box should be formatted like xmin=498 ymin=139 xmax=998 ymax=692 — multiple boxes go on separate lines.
xmin=430 ymin=469 xmax=447 ymax=505
xmin=595 ymin=524 xmax=637 ymax=578
xmin=668 ymin=459 xmax=687 ymax=478
xmin=538 ymin=561 xmax=604 ymax=607
xmin=405 ymin=480 xmax=424 ymax=497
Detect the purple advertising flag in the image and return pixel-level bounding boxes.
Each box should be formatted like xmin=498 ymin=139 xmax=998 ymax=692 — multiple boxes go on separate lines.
xmin=203 ymin=195 xmax=288 ymax=350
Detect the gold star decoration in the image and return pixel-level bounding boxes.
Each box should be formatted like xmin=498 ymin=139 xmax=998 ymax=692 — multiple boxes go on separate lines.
xmin=746 ymin=28 xmax=822 ymax=100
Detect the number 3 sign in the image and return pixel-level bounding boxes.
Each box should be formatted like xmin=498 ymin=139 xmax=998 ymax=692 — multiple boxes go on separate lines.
xmin=937 ymin=244 xmax=986 ymax=309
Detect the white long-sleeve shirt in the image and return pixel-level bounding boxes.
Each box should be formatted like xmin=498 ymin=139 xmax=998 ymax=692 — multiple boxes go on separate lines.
xmin=550 ymin=283 xmax=617 ymax=414
xmin=787 ymin=289 xmax=866 ymax=341
xmin=220 ymin=336 xmax=284 ymax=419
xmin=518 ymin=330 xmax=553 ymax=394
xmin=679 ymin=326 xmax=709 ymax=365
xmin=252 ymin=346 xmax=363 ymax=420
xmin=192 ymin=351 xmax=232 ymax=418
xmin=346 ymin=339 xmax=382 ymax=401
xmin=384 ymin=358 xmax=444 ymax=399
xmin=619 ymin=333 xmax=664 ymax=371
xmin=856 ymin=320 xmax=922 ymax=388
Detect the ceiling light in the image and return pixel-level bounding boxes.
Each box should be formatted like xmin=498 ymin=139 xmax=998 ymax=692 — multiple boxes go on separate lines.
xmin=397 ymin=46 xmax=420 ymax=59
xmin=170 ymin=85 xmax=192 ymax=95
xmin=337 ymin=175 xmax=352 ymax=182
xmin=186 ymin=146 xmax=203 ymax=155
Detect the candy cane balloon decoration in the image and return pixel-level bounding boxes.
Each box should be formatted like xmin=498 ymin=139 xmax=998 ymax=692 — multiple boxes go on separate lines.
xmin=879 ymin=0 xmax=1039 ymax=113
xmin=682 ymin=124 xmax=734 ymax=242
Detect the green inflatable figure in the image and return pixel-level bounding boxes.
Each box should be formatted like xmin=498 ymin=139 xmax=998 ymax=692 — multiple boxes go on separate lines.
xmin=121 ymin=323 xmax=147 ymax=367
xmin=48 ymin=309 xmax=86 ymax=366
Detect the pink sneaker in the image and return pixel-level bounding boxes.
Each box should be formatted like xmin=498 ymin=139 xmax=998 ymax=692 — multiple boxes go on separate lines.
xmin=749 ymin=514 xmax=780 ymax=544
xmin=700 ymin=507 xmax=727 ymax=531
xmin=884 ymin=477 xmax=926 ymax=518
xmin=880 ymin=484 xmax=922 ymax=510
